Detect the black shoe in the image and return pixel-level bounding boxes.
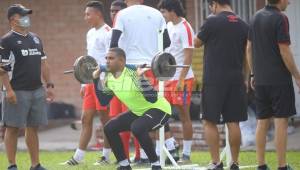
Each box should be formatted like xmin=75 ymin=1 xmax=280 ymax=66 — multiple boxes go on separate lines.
xmin=60 ymin=157 xmax=80 ymax=166
xmin=94 ymin=156 xmax=110 ymax=165
xmin=29 ymin=164 xmax=47 ymax=170
xmin=117 ymin=165 xmax=132 ymax=170
xmin=206 ymin=162 xmax=224 ymax=170
xmin=165 ymin=149 xmax=179 ymax=164
xmin=257 ymin=164 xmax=270 ymax=170
xmin=7 ymin=164 xmax=18 ymax=170
xmin=134 ymin=158 xmax=150 ymax=166
xmin=230 ymin=163 xmax=239 ymax=170
xmin=152 ymin=165 xmax=162 ymax=170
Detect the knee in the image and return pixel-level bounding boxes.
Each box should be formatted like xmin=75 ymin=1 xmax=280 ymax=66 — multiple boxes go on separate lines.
xmin=103 ymin=120 xmax=116 ymax=136
xmin=131 ymin=123 xmax=145 ymax=137
xmin=81 ymin=114 xmax=93 ymax=126
xmin=6 ymin=127 xmax=19 ymax=135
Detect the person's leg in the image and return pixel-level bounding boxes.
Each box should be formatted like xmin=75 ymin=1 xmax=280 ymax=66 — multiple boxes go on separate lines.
xmin=25 ymin=127 xmax=40 ymax=167
xmin=133 ymin=136 xmax=141 ymax=160
xmin=226 ymin=122 xmax=241 ymax=163
xmin=203 ymin=120 xmax=220 ymax=163
xmin=4 ymin=127 xmax=19 ymax=166
xmin=256 ymin=119 xmax=271 ymax=166
xmin=98 ymin=109 xmax=111 ymax=161
xmin=274 ymin=118 xmax=288 ymax=168
xmin=120 ymin=132 xmax=131 ymax=159
xmin=104 ymin=111 xmax=137 ymax=163
xmin=79 ymin=110 xmax=95 ymax=150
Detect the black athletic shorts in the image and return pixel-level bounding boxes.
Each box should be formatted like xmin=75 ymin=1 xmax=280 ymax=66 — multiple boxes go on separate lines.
xmin=255 ymin=84 xmax=296 ymax=119
xmin=201 ymin=83 xmax=248 ymax=123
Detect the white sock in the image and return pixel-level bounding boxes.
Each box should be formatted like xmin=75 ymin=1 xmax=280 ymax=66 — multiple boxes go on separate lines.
xmin=165 ymin=138 xmax=176 ymax=151
xmin=155 ymin=140 xmax=160 ymax=156
xmin=182 ymin=140 xmax=192 ymax=156
xmin=73 ymin=148 xmax=85 ymax=162
xmin=140 ymin=149 xmax=148 ymax=159
xmin=102 ymin=148 xmax=111 ymax=160
xmin=119 ymin=159 xmax=130 ymax=166
xmin=151 ymin=160 xmax=160 ymax=166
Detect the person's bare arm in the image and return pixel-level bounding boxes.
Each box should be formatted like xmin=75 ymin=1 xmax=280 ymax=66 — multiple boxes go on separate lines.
xmin=1 ymin=73 xmax=17 ymax=104
xmin=177 ymin=48 xmax=193 ymax=90
xmin=194 ymin=37 xmax=203 ymax=48
xmin=41 ymin=59 xmax=54 ymax=101
xmin=246 ymin=40 xmax=255 ymax=90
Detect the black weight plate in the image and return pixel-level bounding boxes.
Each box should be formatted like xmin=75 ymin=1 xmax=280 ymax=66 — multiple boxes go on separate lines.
xmin=73 ymin=55 xmax=98 ymax=84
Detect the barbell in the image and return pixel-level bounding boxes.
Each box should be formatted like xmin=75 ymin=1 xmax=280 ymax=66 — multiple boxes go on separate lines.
xmin=64 ymin=52 xmax=190 ymax=84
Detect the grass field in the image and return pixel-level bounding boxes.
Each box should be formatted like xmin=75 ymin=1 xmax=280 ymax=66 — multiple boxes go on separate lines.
xmin=0 ymin=151 xmax=300 ymax=170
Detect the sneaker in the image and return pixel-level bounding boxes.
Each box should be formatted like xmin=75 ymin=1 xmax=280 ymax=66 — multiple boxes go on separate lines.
xmin=60 ymin=157 xmax=80 ymax=166
xmin=30 ymin=164 xmax=47 ymax=170
xmin=206 ymin=162 xmax=224 ymax=170
xmin=178 ymin=154 xmax=191 ymax=164
xmin=230 ymin=163 xmax=239 ymax=170
xmin=165 ymin=149 xmax=179 ymax=164
xmin=7 ymin=165 xmax=18 ymax=170
xmin=152 ymin=165 xmax=162 ymax=170
xmin=94 ymin=156 xmax=110 ymax=165
xmin=257 ymin=164 xmax=270 ymax=170
xmin=278 ymin=165 xmax=294 ymax=170
xmin=133 ymin=158 xmax=150 ymax=166
xmin=117 ymin=165 xmax=132 ymax=170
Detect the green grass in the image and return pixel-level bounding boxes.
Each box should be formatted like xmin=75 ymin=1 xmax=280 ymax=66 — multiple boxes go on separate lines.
xmin=0 ymin=151 xmax=299 ymax=170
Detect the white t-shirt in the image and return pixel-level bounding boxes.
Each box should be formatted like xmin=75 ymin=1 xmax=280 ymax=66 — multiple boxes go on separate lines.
xmin=165 ymin=18 xmax=194 ymax=80
xmin=86 ymin=24 xmax=111 ymax=65
xmin=113 ymin=5 xmax=166 ymax=65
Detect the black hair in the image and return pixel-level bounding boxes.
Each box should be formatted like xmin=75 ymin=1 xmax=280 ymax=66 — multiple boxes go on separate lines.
xmin=86 ymin=1 xmax=104 ymax=14
xmin=111 ymin=0 xmax=127 ymax=9
xmin=267 ymin=0 xmax=280 ymax=4
xmin=158 ymin=0 xmax=185 ymax=17
xmin=109 ymin=47 xmax=126 ymax=60
xmin=208 ymin=0 xmax=231 ymax=6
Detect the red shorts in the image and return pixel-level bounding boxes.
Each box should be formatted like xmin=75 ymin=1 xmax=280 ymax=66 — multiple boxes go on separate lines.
xmin=82 ymin=84 xmax=108 ymax=111
xmin=164 ymin=78 xmax=194 ymax=106
xmin=109 ymin=96 xmax=128 ymax=117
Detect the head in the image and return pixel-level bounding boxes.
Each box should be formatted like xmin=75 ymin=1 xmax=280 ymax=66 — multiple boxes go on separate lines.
xmin=85 ymin=1 xmax=105 ymax=27
xmin=110 ymin=0 xmax=127 ymax=21
xmin=158 ymin=0 xmax=185 ymax=22
xmin=7 ymin=4 xmax=32 ymax=30
xmin=124 ymin=0 xmax=144 ymax=6
xmin=268 ymin=0 xmax=290 ymax=11
xmin=208 ymin=0 xmax=232 ymax=15
xmin=106 ymin=48 xmax=126 ymax=73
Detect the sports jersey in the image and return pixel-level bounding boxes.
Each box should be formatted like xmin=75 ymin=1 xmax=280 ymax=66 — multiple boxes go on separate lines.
xmin=113 ymin=5 xmax=166 ymax=64
xmin=95 ymin=67 xmax=171 ymax=116
xmin=0 ymin=31 xmax=46 ymax=90
xmin=165 ymin=18 xmax=194 ymax=80
xmin=86 ymin=24 xmax=111 ymax=65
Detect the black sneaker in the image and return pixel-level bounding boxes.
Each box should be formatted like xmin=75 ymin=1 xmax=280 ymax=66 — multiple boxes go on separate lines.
xmin=230 ymin=163 xmax=240 ymax=170
xmin=152 ymin=165 xmax=162 ymax=170
xmin=29 ymin=164 xmax=47 ymax=170
xmin=165 ymin=149 xmax=179 ymax=164
xmin=257 ymin=164 xmax=270 ymax=170
xmin=278 ymin=165 xmax=294 ymax=170
xmin=7 ymin=164 xmax=18 ymax=170
xmin=93 ymin=156 xmax=110 ymax=165
xmin=133 ymin=158 xmax=150 ymax=166
xmin=117 ymin=165 xmax=132 ymax=170
xmin=206 ymin=162 xmax=224 ymax=170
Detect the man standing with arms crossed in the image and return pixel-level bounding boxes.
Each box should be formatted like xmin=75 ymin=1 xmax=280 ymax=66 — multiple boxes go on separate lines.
xmin=158 ymin=0 xmax=195 ymax=163
xmin=194 ymin=0 xmax=249 ymax=169
xmin=0 ymin=4 xmax=54 ymax=170
xmin=247 ymin=0 xmax=300 ymax=169
xmin=63 ymin=1 xmax=112 ymax=165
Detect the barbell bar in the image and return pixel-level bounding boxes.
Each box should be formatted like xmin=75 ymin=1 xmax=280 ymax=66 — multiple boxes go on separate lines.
xmin=64 ymin=52 xmax=190 ymax=84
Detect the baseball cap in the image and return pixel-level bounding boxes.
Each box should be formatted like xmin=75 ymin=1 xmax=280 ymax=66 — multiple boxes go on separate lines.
xmin=7 ymin=4 xmax=32 ymax=19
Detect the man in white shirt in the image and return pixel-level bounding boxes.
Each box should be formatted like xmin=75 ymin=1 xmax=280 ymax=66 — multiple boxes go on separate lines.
xmin=158 ymin=0 xmax=194 ymax=163
xmin=63 ymin=1 xmax=111 ymax=166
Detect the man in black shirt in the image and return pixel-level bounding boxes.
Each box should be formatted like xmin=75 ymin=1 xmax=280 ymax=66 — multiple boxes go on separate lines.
xmin=0 ymin=4 xmax=54 ymax=170
xmin=194 ymin=0 xmax=249 ymax=169
xmin=247 ymin=0 xmax=300 ymax=170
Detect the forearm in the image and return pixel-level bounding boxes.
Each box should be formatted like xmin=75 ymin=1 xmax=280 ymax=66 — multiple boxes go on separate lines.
xmin=178 ymin=48 xmax=193 ymax=81
xmin=1 ymin=73 xmax=13 ymax=91
xmin=93 ymin=78 xmax=113 ymax=106
xmin=41 ymin=60 xmax=52 ymax=84
xmin=246 ymin=41 xmax=253 ymax=74
xmin=280 ymin=45 xmax=300 ymax=79
xmin=194 ymin=37 xmax=203 ymax=48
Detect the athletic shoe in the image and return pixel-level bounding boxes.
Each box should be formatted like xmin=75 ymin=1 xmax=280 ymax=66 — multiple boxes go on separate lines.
xmin=178 ymin=154 xmax=191 ymax=164
xmin=151 ymin=165 xmax=162 ymax=170
xmin=93 ymin=156 xmax=110 ymax=165
xmin=7 ymin=165 xmax=18 ymax=170
xmin=257 ymin=164 xmax=270 ymax=170
xmin=206 ymin=162 xmax=224 ymax=170
xmin=30 ymin=164 xmax=47 ymax=170
xmin=165 ymin=149 xmax=179 ymax=164
xmin=230 ymin=162 xmax=240 ymax=170
xmin=132 ymin=158 xmax=150 ymax=166
xmin=60 ymin=157 xmax=80 ymax=166
xmin=117 ymin=165 xmax=132 ymax=170
xmin=278 ymin=165 xmax=294 ymax=170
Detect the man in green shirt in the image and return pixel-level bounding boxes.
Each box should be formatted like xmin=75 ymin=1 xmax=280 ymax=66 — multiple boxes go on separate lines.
xmin=93 ymin=47 xmax=171 ymax=170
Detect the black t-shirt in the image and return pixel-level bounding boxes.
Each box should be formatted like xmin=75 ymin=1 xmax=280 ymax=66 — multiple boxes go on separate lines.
xmin=248 ymin=5 xmax=292 ymax=85
xmin=0 ymin=31 xmax=46 ymax=90
xmin=197 ymin=11 xmax=249 ymax=85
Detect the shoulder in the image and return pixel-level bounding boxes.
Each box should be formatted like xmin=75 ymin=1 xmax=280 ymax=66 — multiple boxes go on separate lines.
xmin=1 ymin=31 xmax=14 ymax=42
xmin=87 ymin=28 xmax=95 ymax=36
